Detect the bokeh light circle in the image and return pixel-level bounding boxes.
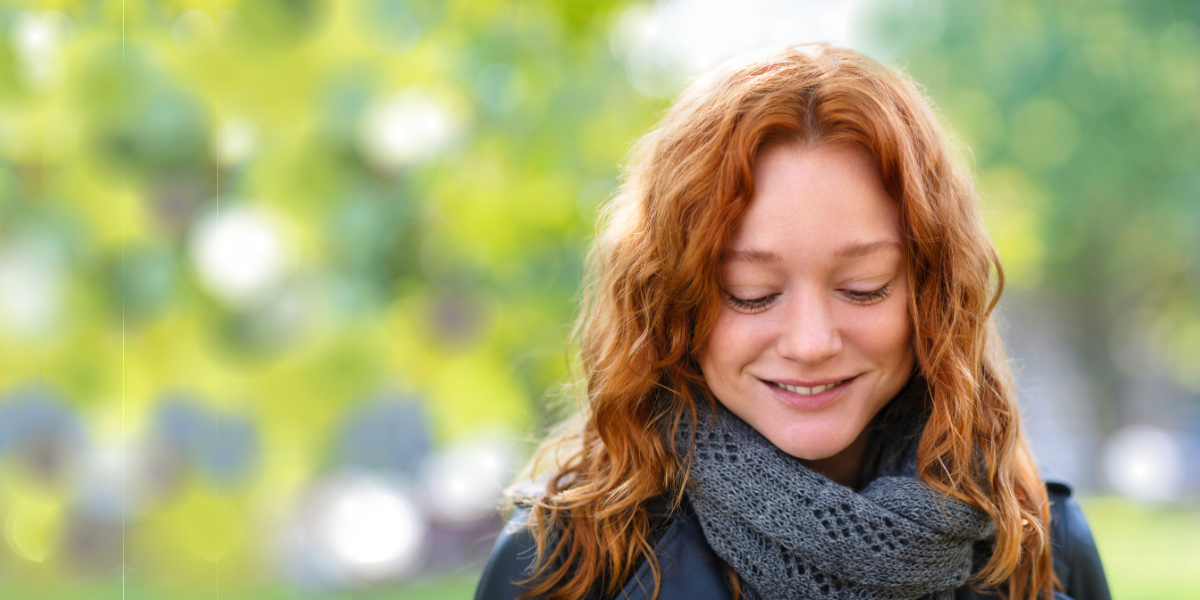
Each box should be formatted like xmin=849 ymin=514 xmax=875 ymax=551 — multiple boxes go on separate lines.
xmin=0 ymin=237 xmax=65 ymax=339
xmin=356 ymin=88 xmax=467 ymax=171
xmin=1102 ymin=424 xmax=1185 ymax=503
xmin=9 ymin=11 xmax=72 ymax=90
xmin=423 ymin=438 xmax=514 ymax=524
xmin=309 ymin=472 xmax=426 ymax=577
xmin=188 ymin=203 xmax=291 ymax=307
xmin=5 ymin=495 xmax=63 ymax=563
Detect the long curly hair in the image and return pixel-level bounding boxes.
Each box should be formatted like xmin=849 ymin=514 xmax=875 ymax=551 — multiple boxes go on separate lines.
xmin=516 ymin=45 xmax=1054 ymax=600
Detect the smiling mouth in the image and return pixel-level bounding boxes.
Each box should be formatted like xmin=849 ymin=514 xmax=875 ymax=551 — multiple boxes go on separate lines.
xmin=767 ymin=379 xmax=849 ymax=396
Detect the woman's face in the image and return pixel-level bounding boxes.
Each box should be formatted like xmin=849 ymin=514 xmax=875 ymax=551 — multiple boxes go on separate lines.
xmin=699 ymin=142 xmax=914 ymax=463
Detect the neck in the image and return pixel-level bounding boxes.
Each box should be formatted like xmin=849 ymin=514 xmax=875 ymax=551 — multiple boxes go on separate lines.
xmin=799 ymin=424 xmax=872 ymax=489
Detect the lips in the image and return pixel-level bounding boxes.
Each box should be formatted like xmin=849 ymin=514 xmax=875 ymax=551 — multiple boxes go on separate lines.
xmin=760 ymin=375 xmax=857 ymax=410
xmin=769 ymin=380 xmax=845 ymax=395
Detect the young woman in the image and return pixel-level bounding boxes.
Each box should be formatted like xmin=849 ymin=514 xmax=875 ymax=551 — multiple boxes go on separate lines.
xmin=475 ymin=45 xmax=1111 ymax=600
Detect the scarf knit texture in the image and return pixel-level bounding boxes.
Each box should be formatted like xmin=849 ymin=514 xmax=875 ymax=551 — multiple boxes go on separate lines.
xmin=675 ymin=380 xmax=993 ymax=600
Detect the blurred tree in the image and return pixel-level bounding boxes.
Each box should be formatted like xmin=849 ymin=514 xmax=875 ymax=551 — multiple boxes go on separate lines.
xmin=901 ymin=0 xmax=1200 ymax=431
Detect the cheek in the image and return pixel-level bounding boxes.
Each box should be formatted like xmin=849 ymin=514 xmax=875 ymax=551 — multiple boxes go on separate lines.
xmin=701 ymin=308 xmax=772 ymax=376
xmin=839 ymin=294 xmax=912 ymax=361
xmin=700 ymin=310 xmax=737 ymax=376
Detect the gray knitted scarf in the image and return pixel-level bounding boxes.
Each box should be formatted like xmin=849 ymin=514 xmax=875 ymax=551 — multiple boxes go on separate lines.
xmin=676 ymin=381 xmax=993 ymax=600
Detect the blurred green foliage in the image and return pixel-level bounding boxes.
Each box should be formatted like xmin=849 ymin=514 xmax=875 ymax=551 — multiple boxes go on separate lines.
xmin=894 ymin=1 xmax=1200 ymax=428
xmin=0 ymin=0 xmax=667 ymax=592
xmin=0 ymin=0 xmax=661 ymax=445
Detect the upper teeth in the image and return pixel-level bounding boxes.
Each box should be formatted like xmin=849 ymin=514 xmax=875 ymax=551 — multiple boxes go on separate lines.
xmin=774 ymin=380 xmax=842 ymax=395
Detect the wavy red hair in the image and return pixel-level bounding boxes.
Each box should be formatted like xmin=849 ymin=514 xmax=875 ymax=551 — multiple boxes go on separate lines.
xmin=515 ymin=45 xmax=1055 ymax=600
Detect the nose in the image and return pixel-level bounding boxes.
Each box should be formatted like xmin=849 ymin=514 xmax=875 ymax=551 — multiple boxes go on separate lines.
xmin=776 ymin=289 xmax=842 ymax=365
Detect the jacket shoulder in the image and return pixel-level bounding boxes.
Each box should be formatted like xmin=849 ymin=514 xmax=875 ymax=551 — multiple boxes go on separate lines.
xmin=633 ymin=498 xmax=733 ymax=600
xmin=475 ymin=507 xmax=541 ymax=600
xmin=959 ymin=475 xmax=1112 ymax=600
xmin=1044 ymin=476 xmax=1112 ymax=600
xmin=474 ymin=497 xmax=732 ymax=600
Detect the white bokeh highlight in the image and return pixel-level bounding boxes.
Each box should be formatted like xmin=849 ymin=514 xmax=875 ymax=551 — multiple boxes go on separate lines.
xmin=75 ymin=439 xmax=167 ymax=523
xmin=303 ymin=472 xmax=426 ymax=582
xmin=9 ymin=11 xmax=72 ymax=91
xmin=189 ymin=204 xmax=290 ymax=307
xmin=357 ymin=88 xmax=467 ymax=171
xmin=0 ymin=237 xmax=65 ymax=340
xmin=611 ymin=0 xmax=897 ymax=97
xmin=213 ymin=118 xmax=258 ymax=166
xmin=423 ymin=438 xmax=515 ymax=524
xmin=1102 ymin=424 xmax=1185 ymax=503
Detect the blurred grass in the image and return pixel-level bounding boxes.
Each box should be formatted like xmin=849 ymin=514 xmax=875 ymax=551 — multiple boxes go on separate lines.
xmin=1081 ymin=497 xmax=1200 ymax=599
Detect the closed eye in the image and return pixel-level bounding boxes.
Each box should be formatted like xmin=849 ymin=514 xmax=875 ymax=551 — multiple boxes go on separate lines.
xmin=724 ymin=292 xmax=778 ymax=313
xmin=842 ymin=283 xmax=893 ymax=305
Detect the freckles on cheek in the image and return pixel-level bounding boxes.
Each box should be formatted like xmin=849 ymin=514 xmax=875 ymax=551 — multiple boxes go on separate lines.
xmin=708 ymin=306 xmax=741 ymax=342
xmin=711 ymin=311 xmax=772 ymax=351
xmin=846 ymin=300 xmax=910 ymax=351
xmin=703 ymin=318 xmax=735 ymax=370
xmin=704 ymin=310 xmax=761 ymax=374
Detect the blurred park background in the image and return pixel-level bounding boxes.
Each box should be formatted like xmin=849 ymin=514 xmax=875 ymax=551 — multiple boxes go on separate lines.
xmin=0 ymin=0 xmax=1196 ymax=598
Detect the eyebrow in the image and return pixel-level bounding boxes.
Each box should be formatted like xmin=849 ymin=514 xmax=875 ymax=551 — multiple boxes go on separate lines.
xmin=834 ymin=240 xmax=902 ymax=259
xmin=721 ymin=249 xmax=781 ymax=263
xmin=720 ymin=240 xmax=901 ymax=263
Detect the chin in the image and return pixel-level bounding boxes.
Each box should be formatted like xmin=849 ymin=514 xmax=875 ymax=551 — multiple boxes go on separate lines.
xmin=768 ymin=425 xmax=853 ymax=462
xmin=777 ymin=443 xmax=843 ymax=462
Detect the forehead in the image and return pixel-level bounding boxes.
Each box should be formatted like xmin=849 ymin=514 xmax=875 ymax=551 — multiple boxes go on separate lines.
xmin=724 ymin=143 xmax=902 ymax=263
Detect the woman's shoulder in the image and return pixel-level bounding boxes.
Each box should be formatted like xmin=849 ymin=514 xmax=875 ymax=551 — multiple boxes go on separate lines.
xmin=1043 ymin=474 xmax=1112 ymax=600
xmin=474 ymin=495 xmax=732 ymax=600
xmin=475 ymin=476 xmax=1112 ymax=600
xmin=958 ymin=472 xmax=1112 ymax=600
xmin=474 ymin=505 xmax=540 ymax=600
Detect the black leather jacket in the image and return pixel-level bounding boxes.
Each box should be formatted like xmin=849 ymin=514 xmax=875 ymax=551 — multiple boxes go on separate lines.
xmin=475 ymin=476 xmax=1111 ymax=600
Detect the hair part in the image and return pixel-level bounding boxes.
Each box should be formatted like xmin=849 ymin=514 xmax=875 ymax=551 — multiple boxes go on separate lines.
xmin=515 ymin=44 xmax=1055 ymax=600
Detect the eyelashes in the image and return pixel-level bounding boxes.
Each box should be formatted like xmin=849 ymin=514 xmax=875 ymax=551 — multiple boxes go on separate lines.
xmin=843 ymin=283 xmax=893 ymax=305
xmin=724 ymin=294 xmax=777 ymax=313
xmin=723 ymin=283 xmax=894 ymax=313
